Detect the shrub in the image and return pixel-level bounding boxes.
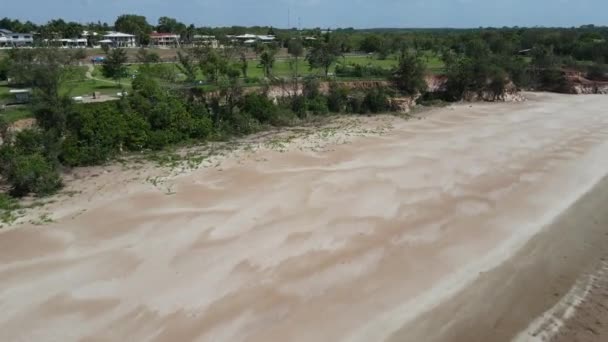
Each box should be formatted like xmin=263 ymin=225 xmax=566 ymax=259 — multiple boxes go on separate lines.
xmin=147 ymin=130 xmax=173 ymax=150
xmin=6 ymin=153 xmax=61 ymax=197
xmin=0 ymin=192 xmax=20 ymax=225
xmin=0 ymin=192 xmax=19 ymax=212
xmin=327 ymin=82 xmax=349 ymax=112
xmin=13 ymin=129 xmax=47 ymax=156
xmin=290 ymin=96 xmax=308 ymax=118
xmin=187 ymin=102 xmax=213 ymax=139
xmin=122 ymin=110 xmax=150 ymax=151
xmin=487 ymin=66 xmax=509 ymax=100
xmin=347 ymin=93 xmax=366 ymax=114
xmin=302 ymin=76 xmax=321 ymax=99
xmin=240 ymin=93 xmax=279 ymax=125
xmin=363 ymin=88 xmax=391 ymax=113
xmin=242 ymin=77 xmax=258 ymax=84
xmin=0 ymin=144 xmax=16 ymax=176
xmin=391 ymin=52 xmax=427 ymax=95
xmin=587 ymin=64 xmax=607 ymax=81
xmin=503 ymin=57 xmax=531 ymax=89
xmin=335 ymin=63 xmax=390 ymax=78
xmin=539 ymin=68 xmax=568 ymax=91
xmin=222 ymin=109 xmax=260 ymax=135
xmin=189 ymin=116 xmax=214 ymax=139
xmin=307 ymin=96 xmax=329 ymax=115
xmin=0 ymin=57 xmax=9 ymax=81
xmin=60 ymin=102 xmax=127 ymax=166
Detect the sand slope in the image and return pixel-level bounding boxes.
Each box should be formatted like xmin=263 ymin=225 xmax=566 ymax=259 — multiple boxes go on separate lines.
xmin=1 ymin=93 xmax=608 ymax=341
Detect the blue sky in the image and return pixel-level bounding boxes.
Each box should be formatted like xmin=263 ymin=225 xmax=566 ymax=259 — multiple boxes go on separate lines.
xmin=3 ymin=0 xmax=607 ymax=28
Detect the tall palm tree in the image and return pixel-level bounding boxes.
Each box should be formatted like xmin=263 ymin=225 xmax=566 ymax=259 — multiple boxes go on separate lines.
xmin=259 ymin=49 xmax=275 ymax=78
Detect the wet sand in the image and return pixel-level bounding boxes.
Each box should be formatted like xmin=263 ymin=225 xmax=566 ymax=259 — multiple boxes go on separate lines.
xmin=1 ymin=93 xmax=608 ymax=341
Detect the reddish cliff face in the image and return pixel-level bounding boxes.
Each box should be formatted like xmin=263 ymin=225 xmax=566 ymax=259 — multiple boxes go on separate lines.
xmin=201 ymin=75 xmax=525 ymax=114
xmin=563 ymin=70 xmax=608 ymax=94
xmin=425 ymin=75 xmax=448 ymax=92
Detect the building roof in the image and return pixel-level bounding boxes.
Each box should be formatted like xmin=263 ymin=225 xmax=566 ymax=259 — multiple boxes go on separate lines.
xmin=10 ymin=89 xmax=32 ymax=94
xmin=103 ymin=32 xmax=135 ymax=38
xmin=235 ymin=34 xmax=275 ymax=42
xmin=150 ymin=32 xmax=180 ymax=38
xmin=257 ymin=35 xmax=275 ymax=41
xmin=235 ymin=34 xmax=258 ymax=39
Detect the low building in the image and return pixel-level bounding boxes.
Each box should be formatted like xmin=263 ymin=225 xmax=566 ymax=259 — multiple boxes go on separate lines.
xmin=233 ymin=34 xmax=276 ymax=45
xmin=52 ymin=38 xmax=88 ymax=48
xmin=0 ymin=29 xmax=34 ymax=47
xmin=81 ymin=30 xmax=100 ymax=47
xmin=102 ymin=32 xmax=136 ymax=47
xmin=257 ymin=35 xmax=276 ymax=43
xmin=150 ymin=32 xmax=180 ymax=47
xmin=192 ymin=35 xmax=219 ymax=48
xmin=9 ymin=89 xmax=32 ymax=104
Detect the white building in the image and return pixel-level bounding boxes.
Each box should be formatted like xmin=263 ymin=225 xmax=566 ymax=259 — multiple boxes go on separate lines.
xmin=0 ymin=29 xmax=34 ymax=47
xmin=192 ymin=35 xmax=219 ymax=48
xmin=233 ymin=34 xmax=276 ymax=45
xmin=101 ymin=32 xmax=136 ymax=47
xmin=52 ymin=38 xmax=88 ymax=48
xmin=150 ymin=32 xmax=180 ymax=47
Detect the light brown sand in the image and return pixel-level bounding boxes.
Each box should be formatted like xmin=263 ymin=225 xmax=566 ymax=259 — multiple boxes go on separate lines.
xmin=1 ymin=93 xmax=608 ymax=342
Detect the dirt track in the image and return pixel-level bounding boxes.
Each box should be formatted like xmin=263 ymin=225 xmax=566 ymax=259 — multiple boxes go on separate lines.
xmin=1 ymin=93 xmax=608 ymax=341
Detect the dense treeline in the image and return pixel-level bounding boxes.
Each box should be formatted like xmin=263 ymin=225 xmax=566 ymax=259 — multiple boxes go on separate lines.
xmin=2 ymin=15 xmax=608 ymax=59
xmin=0 ymin=46 xmax=409 ymax=198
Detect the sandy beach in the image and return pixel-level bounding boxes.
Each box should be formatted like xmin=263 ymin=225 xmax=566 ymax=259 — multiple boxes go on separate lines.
xmin=1 ymin=92 xmax=608 ymax=342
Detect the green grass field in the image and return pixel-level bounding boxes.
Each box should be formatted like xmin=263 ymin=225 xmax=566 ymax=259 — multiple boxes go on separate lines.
xmin=0 ymin=51 xmax=445 ymax=125
xmin=189 ymin=53 xmax=444 ymax=81
xmin=1 ymin=83 xmax=33 ymax=123
xmin=63 ymin=80 xmax=123 ymax=97
xmin=0 ymin=82 xmax=11 ymax=102
xmin=245 ymin=55 xmax=400 ymax=79
xmin=0 ymin=106 xmax=32 ymax=123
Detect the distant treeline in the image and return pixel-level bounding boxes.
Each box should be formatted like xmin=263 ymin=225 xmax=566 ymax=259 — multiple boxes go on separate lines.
xmin=1 ymin=16 xmax=608 ymax=58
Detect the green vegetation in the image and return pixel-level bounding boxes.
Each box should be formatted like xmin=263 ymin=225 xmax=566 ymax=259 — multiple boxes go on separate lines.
xmin=0 ymin=192 xmax=21 ymax=226
xmin=0 ymin=106 xmax=33 ymax=123
xmin=391 ymin=51 xmax=428 ymax=95
xmin=0 ymin=45 xmax=408 ymax=200
xmin=1 ymin=15 xmax=608 ymax=211
xmin=114 ymin=14 xmax=153 ymax=45
xmin=101 ymin=48 xmax=129 ymax=84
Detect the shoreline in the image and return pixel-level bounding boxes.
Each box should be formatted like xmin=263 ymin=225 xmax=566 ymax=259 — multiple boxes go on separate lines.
xmin=388 ymin=175 xmax=608 ymax=342
xmin=1 ymin=93 xmax=608 ymax=341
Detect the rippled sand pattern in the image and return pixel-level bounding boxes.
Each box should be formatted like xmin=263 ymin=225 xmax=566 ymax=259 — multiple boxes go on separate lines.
xmin=2 ymin=93 xmax=608 ymax=342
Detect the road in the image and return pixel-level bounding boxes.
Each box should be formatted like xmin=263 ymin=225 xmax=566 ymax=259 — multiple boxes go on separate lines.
xmin=1 ymin=93 xmax=608 ymax=341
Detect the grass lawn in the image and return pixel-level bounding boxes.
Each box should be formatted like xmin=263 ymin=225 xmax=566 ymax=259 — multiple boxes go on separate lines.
xmin=0 ymin=82 xmax=11 ymax=103
xmin=244 ymin=55 xmax=400 ymax=79
xmin=88 ymin=50 xmax=444 ymax=87
xmin=0 ymin=51 xmax=444 ymax=114
xmin=91 ymin=65 xmax=136 ymax=85
xmin=424 ymin=55 xmax=445 ymax=74
xmin=236 ymin=53 xmax=444 ymax=80
xmin=62 ymin=79 xmax=123 ymax=97
xmin=0 ymin=106 xmax=33 ymax=123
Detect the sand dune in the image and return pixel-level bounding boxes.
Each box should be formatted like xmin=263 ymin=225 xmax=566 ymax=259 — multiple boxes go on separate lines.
xmin=1 ymin=93 xmax=608 ymax=341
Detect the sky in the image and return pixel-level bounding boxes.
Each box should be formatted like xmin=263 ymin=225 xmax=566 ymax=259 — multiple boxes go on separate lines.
xmin=3 ymin=0 xmax=608 ymax=29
